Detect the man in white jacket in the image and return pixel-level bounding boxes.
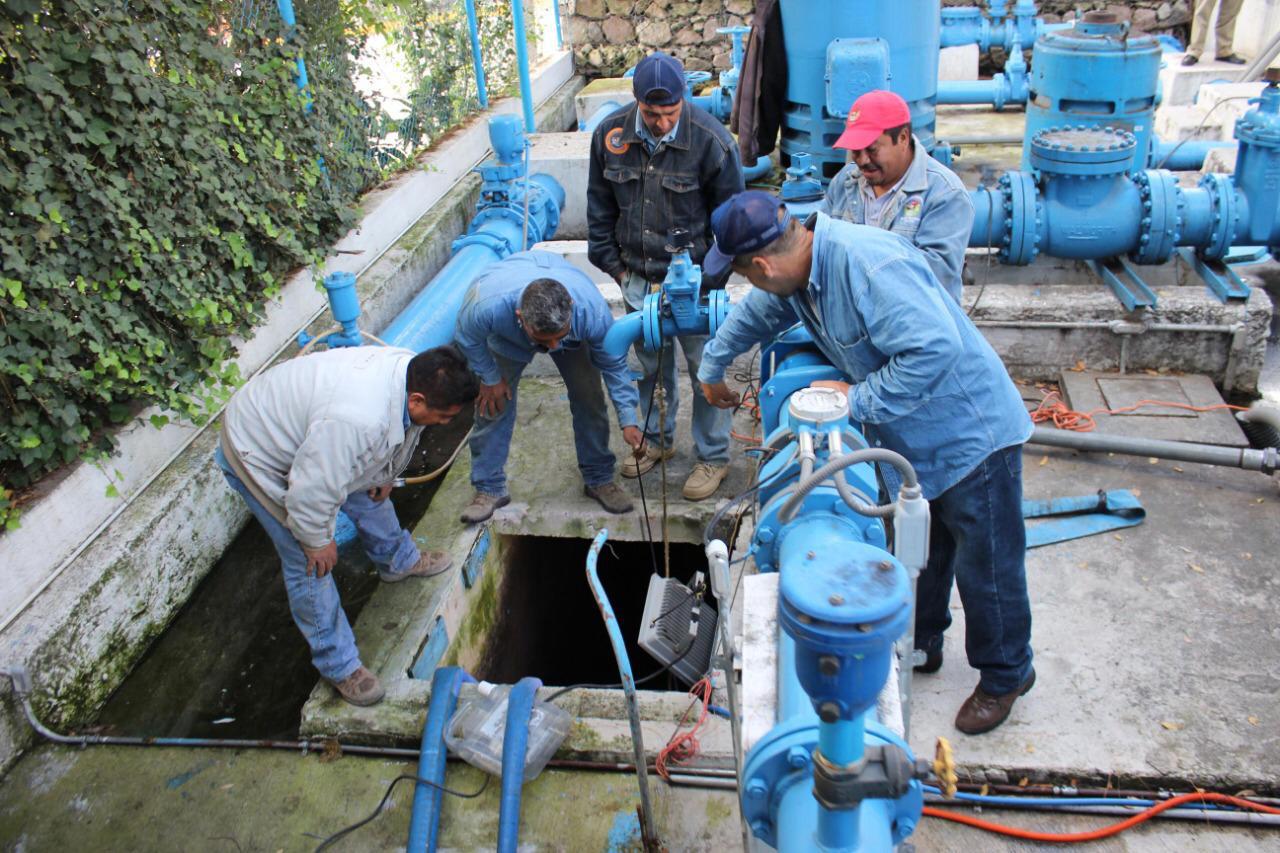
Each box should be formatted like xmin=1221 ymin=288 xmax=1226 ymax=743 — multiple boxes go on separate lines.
xmin=216 ymin=345 xmax=479 ymax=706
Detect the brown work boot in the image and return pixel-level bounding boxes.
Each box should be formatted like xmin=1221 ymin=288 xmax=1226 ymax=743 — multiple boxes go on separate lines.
xmin=954 ymin=669 xmax=1036 ymax=735
xmin=584 ymin=481 xmax=634 ymax=514
xmin=682 ymin=462 xmax=729 ymax=500
xmin=460 ymin=492 xmax=511 ymax=524
xmin=621 ymin=444 xmax=675 ymax=478
xmin=329 ymin=666 xmax=385 ymax=707
xmin=380 ymin=550 xmax=452 ymax=583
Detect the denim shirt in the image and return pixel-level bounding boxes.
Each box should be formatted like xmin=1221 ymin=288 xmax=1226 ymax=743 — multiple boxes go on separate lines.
xmin=820 ymin=136 xmax=974 ymax=302
xmin=699 ymin=214 xmax=1031 ymax=499
xmin=455 ymin=251 xmax=640 ymax=428
xmin=587 ymin=100 xmax=744 ymax=286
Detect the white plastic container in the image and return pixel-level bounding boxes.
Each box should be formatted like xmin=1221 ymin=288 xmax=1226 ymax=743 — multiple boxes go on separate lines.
xmin=445 ymin=682 xmax=571 ymax=782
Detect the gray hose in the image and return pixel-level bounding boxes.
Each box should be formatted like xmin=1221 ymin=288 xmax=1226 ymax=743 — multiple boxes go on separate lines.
xmin=780 ymin=448 xmax=918 ymax=523
xmin=829 ymin=429 xmax=896 ymax=519
xmin=1029 ymin=426 xmax=1280 ymax=474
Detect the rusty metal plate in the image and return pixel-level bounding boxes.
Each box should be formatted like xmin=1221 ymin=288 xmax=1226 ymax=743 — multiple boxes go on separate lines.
xmin=1058 ymin=372 xmax=1248 ymax=446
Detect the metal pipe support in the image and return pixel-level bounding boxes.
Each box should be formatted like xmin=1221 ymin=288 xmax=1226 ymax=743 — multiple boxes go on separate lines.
xmin=1028 ymin=426 xmax=1280 ymax=474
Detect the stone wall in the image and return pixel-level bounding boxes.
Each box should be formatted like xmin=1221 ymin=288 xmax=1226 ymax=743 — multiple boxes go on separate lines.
xmin=562 ymin=0 xmax=1192 ymax=77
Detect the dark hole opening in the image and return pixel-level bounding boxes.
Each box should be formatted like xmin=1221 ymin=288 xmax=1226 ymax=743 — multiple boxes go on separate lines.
xmin=473 ymin=536 xmax=708 ymax=691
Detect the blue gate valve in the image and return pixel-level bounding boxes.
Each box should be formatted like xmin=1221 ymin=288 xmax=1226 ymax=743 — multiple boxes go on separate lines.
xmin=781 ymin=153 xmax=826 ymax=221
xmin=637 ymin=228 xmax=730 ymax=351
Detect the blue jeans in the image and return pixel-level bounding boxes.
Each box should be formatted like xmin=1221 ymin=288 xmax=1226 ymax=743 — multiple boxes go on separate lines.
xmin=215 ymin=447 xmax=420 ymax=681
xmin=623 ymin=273 xmax=731 ymax=464
xmin=469 ymin=346 xmax=616 ymax=497
xmin=914 ymin=445 xmax=1033 ymax=695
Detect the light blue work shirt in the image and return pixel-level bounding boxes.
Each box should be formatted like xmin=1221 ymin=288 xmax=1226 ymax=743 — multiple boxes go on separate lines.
xmin=455 ymin=250 xmax=640 ymax=428
xmin=820 ymin=135 xmax=974 ymax=302
xmin=698 ymin=214 xmax=1031 ymax=499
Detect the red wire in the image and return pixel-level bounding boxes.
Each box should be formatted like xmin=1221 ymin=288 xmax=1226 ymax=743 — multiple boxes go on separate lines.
xmin=655 ymin=677 xmax=713 ymax=781
xmin=1031 ymin=388 xmax=1247 ymax=432
xmin=923 ymin=791 xmax=1280 ymax=843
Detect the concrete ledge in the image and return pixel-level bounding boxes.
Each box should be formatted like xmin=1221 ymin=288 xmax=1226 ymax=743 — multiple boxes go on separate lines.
xmin=0 ymin=76 xmax=584 ymax=776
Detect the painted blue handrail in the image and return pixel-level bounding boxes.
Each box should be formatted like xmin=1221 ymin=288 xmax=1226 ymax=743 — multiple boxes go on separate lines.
xmin=497 ymin=676 xmax=542 ymax=852
xmin=585 ymin=529 xmax=658 ymax=846
xmin=408 ymin=666 xmax=474 ymax=853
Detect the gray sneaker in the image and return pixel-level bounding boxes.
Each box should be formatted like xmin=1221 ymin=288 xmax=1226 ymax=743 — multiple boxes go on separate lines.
xmin=329 ymin=666 xmax=385 ymax=707
xmin=461 ymin=492 xmax=511 ymax=524
xmin=584 ymin=481 xmax=634 ymax=514
xmin=380 ymin=550 xmax=452 ymax=583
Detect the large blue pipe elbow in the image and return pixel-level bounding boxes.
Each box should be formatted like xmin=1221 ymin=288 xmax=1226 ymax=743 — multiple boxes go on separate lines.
xmin=497 ymin=676 xmax=542 ymax=853
xmin=743 ymin=156 xmax=773 ymax=182
xmin=603 ymin=311 xmax=644 ymax=358
xmin=408 ymin=666 xmax=474 ymax=853
xmin=1150 ymin=137 xmax=1236 ymax=171
xmin=580 ymin=100 xmax=624 ymax=132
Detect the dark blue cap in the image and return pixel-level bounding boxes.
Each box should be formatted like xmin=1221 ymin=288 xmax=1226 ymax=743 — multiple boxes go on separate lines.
xmin=633 ymin=52 xmax=684 ymax=106
xmin=703 ymin=191 xmax=787 ymax=278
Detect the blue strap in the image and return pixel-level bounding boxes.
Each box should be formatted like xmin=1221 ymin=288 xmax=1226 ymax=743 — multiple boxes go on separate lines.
xmin=1022 ymin=489 xmax=1146 ymax=549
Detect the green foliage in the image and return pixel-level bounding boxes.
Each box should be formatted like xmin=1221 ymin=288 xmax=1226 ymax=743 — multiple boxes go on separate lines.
xmin=0 ymin=0 xmax=372 ymax=495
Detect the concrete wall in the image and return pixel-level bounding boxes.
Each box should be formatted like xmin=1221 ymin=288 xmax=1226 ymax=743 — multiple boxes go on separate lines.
xmin=0 ymin=72 xmax=583 ymax=777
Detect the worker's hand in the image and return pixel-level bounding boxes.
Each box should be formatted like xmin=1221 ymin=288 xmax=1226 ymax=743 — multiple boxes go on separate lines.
xmin=701 ymin=381 xmax=740 ymax=409
xmin=621 ymin=425 xmax=644 ymax=452
xmin=303 ymin=541 xmax=339 ymax=578
xmin=477 ymin=379 xmax=512 ymax=418
xmin=810 ymin=379 xmax=853 ymax=397
xmin=367 ymin=483 xmax=394 ymax=502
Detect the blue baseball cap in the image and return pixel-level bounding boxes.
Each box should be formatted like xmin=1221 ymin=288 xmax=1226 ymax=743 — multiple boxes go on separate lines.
xmin=633 ymin=52 xmax=684 ymax=106
xmin=703 ymin=191 xmax=787 ymax=278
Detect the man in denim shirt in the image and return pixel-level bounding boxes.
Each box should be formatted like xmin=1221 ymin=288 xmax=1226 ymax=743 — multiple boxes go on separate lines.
xmin=454 ymin=251 xmax=643 ymax=522
xmin=820 ymin=90 xmax=973 ymax=302
xmin=698 ymin=191 xmax=1035 ymax=735
xmin=587 ymin=51 xmax=744 ymax=501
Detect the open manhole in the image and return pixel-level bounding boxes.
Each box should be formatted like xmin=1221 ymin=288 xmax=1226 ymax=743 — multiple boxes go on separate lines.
xmin=440 ymin=535 xmax=711 ymax=692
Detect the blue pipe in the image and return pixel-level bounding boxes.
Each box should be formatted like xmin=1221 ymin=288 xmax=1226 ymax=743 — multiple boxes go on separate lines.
xmin=743 ymin=156 xmax=773 ymax=183
xmin=602 ymin=312 xmax=643 ymax=358
xmin=585 ymin=529 xmax=658 ymax=846
xmin=580 ymin=100 xmax=624 ymax=133
xmin=497 ymin=676 xmax=542 ymax=853
xmin=551 ymin=0 xmax=563 ymax=49
xmin=408 ymin=666 xmax=474 ymax=853
xmin=936 ymin=78 xmax=1005 ymax=104
xmin=1149 ymin=137 xmax=1236 ymax=171
xmin=381 ymin=244 xmax=513 ymax=350
xmin=274 ymin=0 xmax=313 ymax=113
xmin=509 ymin=0 xmax=536 ymax=133
xmin=463 ymin=0 xmax=489 ymax=109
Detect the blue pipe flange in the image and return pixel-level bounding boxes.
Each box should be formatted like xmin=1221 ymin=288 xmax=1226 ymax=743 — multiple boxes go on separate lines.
xmin=1029 ymin=126 xmax=1136 ymax=177
xmin=1131 ymin=170 xmax=1183 ymax=264
xmin=1197 ymin=172 xmax=1238 ymax=261
xmin=706 ymin=288 xmax=731 ymax=339
xmin=998 ymin=170 xmax=1040 ymax=265
xmin=640 ymin=290 xmax=663 ymax=352
xmin=452 ymin=227 xmax=514 ymax=256
xmin=753 ymin=497 xmax=888 ymax=573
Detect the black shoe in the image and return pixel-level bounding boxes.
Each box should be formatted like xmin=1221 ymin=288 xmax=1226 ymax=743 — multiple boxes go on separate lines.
xmin=914 ymin=645 xmax=943 ymax=674
xmin=1181 ymin=54 xmax=1199 ymax=66
xmin=1218 ymin=53 xmax=1246 ymax=65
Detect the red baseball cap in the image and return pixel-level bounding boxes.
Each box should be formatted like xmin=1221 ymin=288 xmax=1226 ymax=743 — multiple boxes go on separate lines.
xmin=834 ymin=90 xmax=912 ymax=151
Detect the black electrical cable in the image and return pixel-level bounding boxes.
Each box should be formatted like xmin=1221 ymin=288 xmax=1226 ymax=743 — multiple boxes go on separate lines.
xmin=544 ymin=640 xmax=702 ymax=703
xmin=647 ymin=579 xmax=705 ymax=630
xmin=633 ymin=346 xmax=663 ymax=577
xmin=311 ymin=773 xmax=490 ymax=852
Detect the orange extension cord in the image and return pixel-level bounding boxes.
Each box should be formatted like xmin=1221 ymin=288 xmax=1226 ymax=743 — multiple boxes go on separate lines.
xmin=655 ymin=677 xmax=714 ymax=781
xmin=1031 ymin=388 xmax=1247 ymax=432
xmin=924 ymin=791 xmax=1280 ymax=843
xmin=731 ymin=383 xmax=763 ymax=446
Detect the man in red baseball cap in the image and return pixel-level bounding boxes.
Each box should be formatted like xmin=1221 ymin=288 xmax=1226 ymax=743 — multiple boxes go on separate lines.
xmin=823 ymin=90 xmax=973 ymax=302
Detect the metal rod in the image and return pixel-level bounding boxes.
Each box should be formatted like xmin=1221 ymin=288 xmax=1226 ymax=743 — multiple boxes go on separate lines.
xmin=1029 ymin=426 xmax=1279 ymax=474
xmin=509 ymin=0 xmax=536 ymax=133
xmin=463 ymin=0 xmax=489 ymax=108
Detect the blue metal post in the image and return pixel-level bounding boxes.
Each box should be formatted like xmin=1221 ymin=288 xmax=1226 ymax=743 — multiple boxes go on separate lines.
xmin=464 ymin=0 xmax=489 ymax=109
xmin=510 ymin=0 xmax=537 ymax=133
xmin=497 ymin=676 xmax=542 ymax=853
xmin=552 ymin=0 xmax=563 ymax=48
xmin=274 ymin=0 xmax=313 ymax=113
xmin=585 ymin=529 xmax=658 ymax=848
xmin=407 ymin=666 xmax=474 ymax=853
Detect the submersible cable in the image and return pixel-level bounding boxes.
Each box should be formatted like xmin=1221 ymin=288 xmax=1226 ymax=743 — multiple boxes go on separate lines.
xmin=779 ymin=447 xmax=918 ymax=523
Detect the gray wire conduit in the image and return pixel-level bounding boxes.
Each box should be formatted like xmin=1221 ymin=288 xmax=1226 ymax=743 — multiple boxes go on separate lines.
xmin=1028 ymin=426 xmax=1280 ymax=474
xmin=828 ymin=429 xmax=896 ymax=519
xmin=779 ymin=448 xmax=919 ymax=523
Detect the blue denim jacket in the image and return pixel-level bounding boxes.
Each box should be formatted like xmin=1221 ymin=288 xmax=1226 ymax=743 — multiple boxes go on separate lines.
xmin=820 ymin=136 xmax=974 ymax=302
xmin=587 ymin=100 xmax=744 ymax=286
xmin=455 ymin=251 xmax=640 ymax=428
xmin=699 ymin=214 xmax=1030 ymax=499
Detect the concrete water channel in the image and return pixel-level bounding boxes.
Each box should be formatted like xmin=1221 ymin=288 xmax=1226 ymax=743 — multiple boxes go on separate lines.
xmin=3 ymin=64 xmax=1280 ymax=853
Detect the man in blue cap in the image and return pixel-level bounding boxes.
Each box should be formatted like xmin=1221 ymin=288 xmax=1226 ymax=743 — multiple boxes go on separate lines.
xmin=454 ymin=250 xmax=643 ymax=522
xmin=586 ymin=51 xmax=745 ymax=502
xmin=696 ymin=191 xmax=1036 ymax=736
